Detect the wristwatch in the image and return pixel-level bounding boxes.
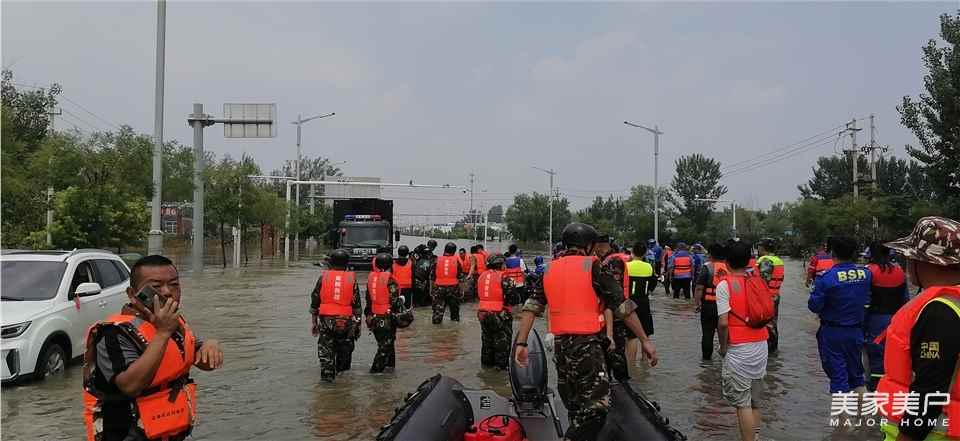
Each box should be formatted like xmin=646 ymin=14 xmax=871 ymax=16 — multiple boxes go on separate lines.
xmin=514 ymin=342 xmax=528 ymax=347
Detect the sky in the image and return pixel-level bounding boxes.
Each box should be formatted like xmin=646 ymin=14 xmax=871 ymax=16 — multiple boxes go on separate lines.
xmin=3 ymin=1 xmax=955 ymax=226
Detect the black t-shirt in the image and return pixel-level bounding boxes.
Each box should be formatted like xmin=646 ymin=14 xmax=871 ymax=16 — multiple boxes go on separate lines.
xmin=900 ymin=300 xmax=960 ymax=440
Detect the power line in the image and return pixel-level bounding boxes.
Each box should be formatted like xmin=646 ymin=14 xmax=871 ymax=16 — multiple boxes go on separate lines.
xmin=58 ymin=95 xmax=122 ymax=130
xmin=723 ymin=136 xmax=839 ymax=179
xmin=60 ymin=108 xmax=104 ymax=132
xmin=720 ymin=122 xmax=849 ymax=173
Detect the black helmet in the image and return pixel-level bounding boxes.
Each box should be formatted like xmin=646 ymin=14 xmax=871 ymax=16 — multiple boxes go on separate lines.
xmin=561 ymin=222 xmax=598 ymax=249
xmin=374 ymin=253 xmax=393 ymax=271
xmin=427 ymin=239 xmax=438 ymax=250
xmin=444 ymin=242 xmax=457 ymax=254
xmin=329 ymin=249 xmax=350 ymax=268
xmin=486 ymin=254 xmax=505 ymax=269
xmin=397 ymin=245 xmax=410 ymax=257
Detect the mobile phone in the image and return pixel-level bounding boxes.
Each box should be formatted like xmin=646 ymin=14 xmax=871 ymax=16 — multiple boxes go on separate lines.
xmin=135 ymin=285 xmax=161 ymax=309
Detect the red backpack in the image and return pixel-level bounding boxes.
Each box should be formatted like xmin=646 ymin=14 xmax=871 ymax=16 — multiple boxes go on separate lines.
xmin=727 ymin=272 xmax=775 ymax=328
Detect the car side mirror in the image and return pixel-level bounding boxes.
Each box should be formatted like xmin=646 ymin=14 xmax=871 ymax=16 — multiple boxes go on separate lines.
xmin=75 ymin=282 xmax=102 ymax=297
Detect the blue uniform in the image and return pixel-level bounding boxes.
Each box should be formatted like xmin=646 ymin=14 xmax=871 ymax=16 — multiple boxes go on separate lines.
xmin=808 ymin=263 xmax=872 ymax=393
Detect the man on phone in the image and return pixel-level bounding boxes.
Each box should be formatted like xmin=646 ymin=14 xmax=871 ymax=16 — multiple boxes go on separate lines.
xmin=82 ymin=255 xmax=223 ymax=441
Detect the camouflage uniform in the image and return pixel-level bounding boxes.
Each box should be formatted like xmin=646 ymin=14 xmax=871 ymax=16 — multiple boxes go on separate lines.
xmin=365 ymin=277 xmax=404 ymax=373
xmin=430 ymin=257 xmax=464 ymax=324
xmin=522 ymin=250 xmax=639 ymax=441
xmin=601 ymin=254 xmax=632 ymax=382
xmin=479 ymin=276 xmax=518 ymax=369
xmin=310 ymin=275 xmax=362 ymax=382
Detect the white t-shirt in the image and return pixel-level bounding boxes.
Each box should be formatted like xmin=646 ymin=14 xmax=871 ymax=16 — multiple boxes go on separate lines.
xmin=716 ymin=279 xmax=768 ymax=380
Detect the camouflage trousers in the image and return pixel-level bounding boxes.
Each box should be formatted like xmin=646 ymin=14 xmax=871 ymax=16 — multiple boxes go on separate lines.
xmin=431 ymin=285 xmax=461 ymax=324
xmin=478 ymin=310 xmax=512 ymax=369
xmin=368 ymin=314 xmax=396 ymax=373
xmin=604 ymin=320 xmax=632 ymax=382
xmin=555 ymin=333 xmax=611 ymax=441
xmin=317 ymin=316 xmax=357 ymax=382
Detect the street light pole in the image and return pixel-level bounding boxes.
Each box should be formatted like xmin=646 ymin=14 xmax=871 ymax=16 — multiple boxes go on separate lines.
xmin=290 ymin=112 xmax=335 ymax=261
xmin=624 ymin=121 xmax=663 ymax=244
xmin=147 ymin=0 xmax=167 ymax=256
xmin=532 ymin=167 xmax=556 ymax=252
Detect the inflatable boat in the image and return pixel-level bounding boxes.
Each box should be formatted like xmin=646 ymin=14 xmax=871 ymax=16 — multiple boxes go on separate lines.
xmin=376 ymin=329 xmax=686 ymax=441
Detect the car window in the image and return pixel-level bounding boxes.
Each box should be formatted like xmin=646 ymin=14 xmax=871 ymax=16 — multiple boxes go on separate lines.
xmin=94 ymin=259 xmax=124 ymax=288
xmin=0 ymin=261 xmax=68 ymax=301
xmin=111 ymin=260 xmax=130 ymax=282
xmin=69 ymin=261 xmax=97 ymax=295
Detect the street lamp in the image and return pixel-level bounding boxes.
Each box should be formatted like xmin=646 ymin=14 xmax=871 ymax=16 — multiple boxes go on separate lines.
xmin=290 ymin=112 xmax=335 ymax=260
xmin=532 ymin=166 xmax=556 ymax=252
xmin=624 ymin=121 xmax=663 ymax=244
xmin=695 ymin=198 xmax=738 ymax=239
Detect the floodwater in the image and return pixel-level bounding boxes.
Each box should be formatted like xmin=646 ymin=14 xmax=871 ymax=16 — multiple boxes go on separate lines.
xmin=2 ymin=238 xmax=878 ymax=440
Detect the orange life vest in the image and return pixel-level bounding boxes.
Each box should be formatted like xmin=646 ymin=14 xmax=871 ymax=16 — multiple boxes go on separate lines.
xmin=814 ymin=257 xmax=835 ymax=277
xmin=435 ymin=255 xmax=460 ymax=286
xmin=703 ymin=261 xmax=728 ymax=302
xmin=757 ymin=256 xmax=785 ymax=294
xmin=503 ymin=266 xmax=525 ymax=287
xmin=603 ymin=253 xmax=631 ymax=300
xmin=477 ymin=270 xmax=506 ymax=312
xmin=748 ymin=258 xmax=757 ymax=270
xmin=367 ymin=271 xmax=392 ymax=315
xmin=875 ymin=286 xmax=960 ymax=438
xmin=673 ymin=254 xmax=693 ymax=278
xmin=458 ymin=255 xmax=469 ymax=273
xmin=392 ymin=260 xmax=413 ymax=289
xmin=866 ymin=263 xmax=908 ymax=315
xmin=370 ymin=256 xmax=380 ymax=272
xmin=472 ymin=253 xmax=487 ymax=274
xmin=83 ymin=315 xmax=197 ymax=441
xmin=543 ymin=255 xmax=605 ymax=335
xmin=724 ymin=274 xmax=770 ymax=344
xmin=318 ymin=270 xmax=356 ymax=316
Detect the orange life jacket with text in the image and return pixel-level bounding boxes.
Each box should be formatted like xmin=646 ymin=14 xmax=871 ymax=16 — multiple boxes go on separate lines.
xmin=392 ymin=260 xmax=413 ymax=289
xmin=318 ymin=270 xmax=356 ymax=316
xmin=543 ymin=255 xmax=605 ymax=335
xmin=874 ymin=286 xmax=960 ymax=438
xmin=368 ymin=271 xmax=392 ymax=315
xmin=83 ymin=315 xmax=197 ymax=441
xmin=603 ymin=253 xmax=631 ymax=300
xmin=725 ymin=274 xmax=770 ymax=344
xmin=435 ymin=255 xmax=460 ymax=286
xmin=477 ymin=270 xmax=506 ymax=312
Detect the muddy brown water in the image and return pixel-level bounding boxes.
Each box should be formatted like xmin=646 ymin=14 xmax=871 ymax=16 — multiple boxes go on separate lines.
xmin=2 ymin=241 xmax=879 ymax=440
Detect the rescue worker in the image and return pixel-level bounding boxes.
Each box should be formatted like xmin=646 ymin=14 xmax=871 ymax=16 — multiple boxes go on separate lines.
xmin=644 ymin=240 xmax=660 ymax=294
xmin=662 ymin=245 xmax=674 ymax=296
xmin=756 ymin=239 xmax=786 ymax=354
xmin=83 ymin=255 xmax=223 ymax=441
xmin=695 ymin=243 xmax=727 ymax=360
xmin=808 ymin=236 xmax=871 ymax=395
xmin=470 ymin=245 xmax=488 ymax=300
xmin=514 ymin=223 xmax=658 ymax=441
xmin=668 ymin=242 xmax=695 ymax=299
xmin=366 ymin=253 xmax=404 ymax=373
xmin=877 ymin=216 xmax=960 ymax=441
xmin=717 ymin=241 xmax=770 ymax=441
xmin=393 ymin=245 xmax=414 ymax=309
xmin=503 ymin=245 xmax=527 ymax=305
xmin=432 ymin=242 xmax=464 ymax=324
xmin=691 ymin=243 xmax=707 ymax=284
xmin=477 ymin=254 xmax=518 ymax=369
xmin=310 ymin=249 xmax=362 ymax=382
xmin=625 ymin=242 xmax=656 ymax=366
xmin=532 ymin=255 xmax=546 ymax=276
xmin=806 ymin=242 xmax=835 ymax=287
xmin=598 ymin=235 xmax=633 ymax=381
xmin=412 ymin=241 xmax=438 ymax=307
xmin=862 ymin=241 xmax=910 ymax=391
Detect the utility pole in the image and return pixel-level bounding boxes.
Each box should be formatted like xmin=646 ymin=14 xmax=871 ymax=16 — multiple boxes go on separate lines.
xmin=46 ymin=107 xmax=61 ymax=247
xmin=470 ymin=173 xmax=476 ymax=242
xmin=533 ymin=167 xmax=556 ymax=252
xmin=843 ymin=118 xmax=862 ymax=199
xmin=290 ymin=112 xmax=335 ymax=261
xmin=188 ymin=104 xmax=214 ymax=273
xmin=624 ymin=121 xmax=663 ymax=244
xmin=148 ymin=0 xmax=167 ymax=256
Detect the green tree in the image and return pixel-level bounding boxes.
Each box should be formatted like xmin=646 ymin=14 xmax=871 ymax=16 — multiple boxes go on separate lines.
xmin=898 ymin=11 xmax=960 ymax=210
xmin=487 ymin=205 xmax=504 ymax=223
xmin=623 ymin=185 xmax=677 ymax=245
xmin=670 ymin=153 xmax=726 ymax=234
xmin=49 ymin=187 xmax=148 ymax=251
xmin=505 ymin=192 xmax=572 ymax=244
xmin=163 ymin=142 xmax=195 ymax=203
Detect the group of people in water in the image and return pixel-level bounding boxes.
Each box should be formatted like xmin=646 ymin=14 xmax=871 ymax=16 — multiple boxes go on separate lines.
xmin=77 ymin=215 xmax=960 ymax=441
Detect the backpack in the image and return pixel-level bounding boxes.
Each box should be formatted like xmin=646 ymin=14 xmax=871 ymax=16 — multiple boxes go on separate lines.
xmin=728 ymin=272 xmax=775 ymax=328
xmin=464 ymin=415 xmax=527 ymax=441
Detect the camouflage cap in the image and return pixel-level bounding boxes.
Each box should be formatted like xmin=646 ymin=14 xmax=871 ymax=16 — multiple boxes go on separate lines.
xmin=885 ymin=216 xmax=960 ymax=266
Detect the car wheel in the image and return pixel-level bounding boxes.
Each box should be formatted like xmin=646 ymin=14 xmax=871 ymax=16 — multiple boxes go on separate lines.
xmin=37 ymin=342 xmax=67 ymax=379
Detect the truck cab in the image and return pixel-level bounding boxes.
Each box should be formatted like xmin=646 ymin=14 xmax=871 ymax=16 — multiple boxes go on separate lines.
xmin=338 ymin=214 xmax=392 ymax=268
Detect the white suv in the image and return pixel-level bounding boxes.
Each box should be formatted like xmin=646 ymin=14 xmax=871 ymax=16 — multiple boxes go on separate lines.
xmin=1 ymin=249 xmax=132 ymax=383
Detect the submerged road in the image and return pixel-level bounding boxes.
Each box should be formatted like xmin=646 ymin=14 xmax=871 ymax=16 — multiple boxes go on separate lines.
xmin=2 ymin=250 xmax=877 ymax=440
